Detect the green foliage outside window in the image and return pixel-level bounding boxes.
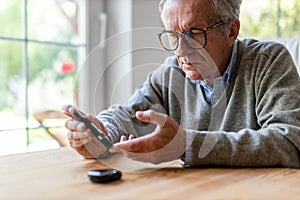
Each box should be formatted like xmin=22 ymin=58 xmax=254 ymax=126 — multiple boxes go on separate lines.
xmin=240 ymin=0 xmax=300 ymax=39
xmin=0 ymin=0 xmax=83 ymax=154
xmin=0 ymin=0 xmax=79 ymax=113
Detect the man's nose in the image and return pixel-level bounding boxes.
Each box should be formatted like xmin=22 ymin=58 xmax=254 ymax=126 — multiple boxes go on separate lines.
xmin=175 ymin=37 xmax=193 ymax=57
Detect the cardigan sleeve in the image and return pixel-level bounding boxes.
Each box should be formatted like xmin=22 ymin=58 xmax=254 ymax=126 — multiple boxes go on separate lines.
xmin=96 ymin=58 xmax=179 ymax=143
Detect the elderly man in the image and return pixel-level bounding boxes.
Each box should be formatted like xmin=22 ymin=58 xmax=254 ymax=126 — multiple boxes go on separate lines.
xmin=64 ymin=0 xmax=300 ymax=168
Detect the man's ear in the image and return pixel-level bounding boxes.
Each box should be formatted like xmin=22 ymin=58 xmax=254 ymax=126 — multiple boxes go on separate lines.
xmin=228 ymin=18 xmax=240 ymax=45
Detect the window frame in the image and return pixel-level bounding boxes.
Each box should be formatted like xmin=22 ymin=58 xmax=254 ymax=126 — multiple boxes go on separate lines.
xmin=0 ymin=0 xmax=87 ymax=154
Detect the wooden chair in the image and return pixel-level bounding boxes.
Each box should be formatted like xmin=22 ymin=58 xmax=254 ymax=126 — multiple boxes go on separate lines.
xmin=33 ymin=110 xmax=69 ymax=147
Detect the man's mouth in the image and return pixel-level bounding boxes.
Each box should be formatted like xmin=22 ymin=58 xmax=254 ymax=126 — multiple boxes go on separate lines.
xmin=182 ymin=62 xmax=198 ymax=71
xmin=182 ymin=62 xmax=191 ymax=67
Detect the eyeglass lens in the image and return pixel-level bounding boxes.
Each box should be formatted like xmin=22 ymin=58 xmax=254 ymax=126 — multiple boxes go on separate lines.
xmin=159 ymin=30 xmax=206 ymax=51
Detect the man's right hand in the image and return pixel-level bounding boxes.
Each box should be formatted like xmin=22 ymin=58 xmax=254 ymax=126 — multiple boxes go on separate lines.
xmin=62 ymin=104 xmax=109 ymax=158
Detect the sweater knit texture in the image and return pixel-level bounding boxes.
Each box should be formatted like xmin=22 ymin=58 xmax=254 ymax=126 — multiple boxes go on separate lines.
xmin=98 ymin=39 xmax=300 ymax=168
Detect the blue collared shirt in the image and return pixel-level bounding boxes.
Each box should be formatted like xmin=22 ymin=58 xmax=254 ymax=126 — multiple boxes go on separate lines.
xmin=190 ymin=41 xmax=238 ymax=105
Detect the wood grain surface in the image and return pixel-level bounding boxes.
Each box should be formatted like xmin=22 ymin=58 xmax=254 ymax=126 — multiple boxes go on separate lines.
xmin=0 ymin=147 xmax=299 ymax=200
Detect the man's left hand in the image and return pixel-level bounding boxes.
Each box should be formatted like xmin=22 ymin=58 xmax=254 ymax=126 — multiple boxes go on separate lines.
xmin=114 ymin=110 xmax=186 ymax=164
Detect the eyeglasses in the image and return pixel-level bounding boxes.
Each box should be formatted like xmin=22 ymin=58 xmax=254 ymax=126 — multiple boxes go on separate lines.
xmin=157 ymin=21 xmax=225 ymax=51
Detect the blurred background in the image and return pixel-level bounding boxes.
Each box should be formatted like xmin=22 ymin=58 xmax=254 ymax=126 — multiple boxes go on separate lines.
xmin=0 ymin=0 xmax=299 ymax=156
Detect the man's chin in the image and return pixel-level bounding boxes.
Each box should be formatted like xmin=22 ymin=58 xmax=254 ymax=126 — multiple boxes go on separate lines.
xmin=185 ymin=70 xmax=202 ymax=80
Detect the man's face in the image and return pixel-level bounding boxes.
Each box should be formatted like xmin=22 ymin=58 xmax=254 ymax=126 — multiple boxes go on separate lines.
xmin=161 ymin=0 xmax=234 ymax=82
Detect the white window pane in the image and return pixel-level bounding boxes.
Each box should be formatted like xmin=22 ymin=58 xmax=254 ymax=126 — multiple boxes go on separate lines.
xmin=0 ymin=40 xmax=26 ymax=131
xmin=28 ymin=0 xmax=81 ymax=43
xmin=0 ymin=0 xmax=24 ymax=38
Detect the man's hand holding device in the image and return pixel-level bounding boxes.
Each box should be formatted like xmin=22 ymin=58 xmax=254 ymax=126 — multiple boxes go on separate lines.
xmin=62 ymin=104 xmax=119 ymax=159
xmin=62 ymin=104 xmax=122 ymax=183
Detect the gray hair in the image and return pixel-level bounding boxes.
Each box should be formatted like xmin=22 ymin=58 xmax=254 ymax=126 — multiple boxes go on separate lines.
xmin=159 ymin=0 xmax=167 ymax=13
xmin=159 ymin=0 xmax=242 ymax=21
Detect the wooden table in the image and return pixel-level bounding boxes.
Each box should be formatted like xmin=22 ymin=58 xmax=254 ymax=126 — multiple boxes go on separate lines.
xmin=0 ymin=147 xmax=300 ymax=200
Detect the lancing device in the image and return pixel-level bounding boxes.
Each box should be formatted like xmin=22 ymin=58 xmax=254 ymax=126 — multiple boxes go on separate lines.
xmin=67 ymin=108 xmax=113 ymax=159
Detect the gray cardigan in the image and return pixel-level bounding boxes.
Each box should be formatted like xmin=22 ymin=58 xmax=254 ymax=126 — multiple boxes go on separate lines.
xmin=98 ymin=39 xmax=300 ymax=168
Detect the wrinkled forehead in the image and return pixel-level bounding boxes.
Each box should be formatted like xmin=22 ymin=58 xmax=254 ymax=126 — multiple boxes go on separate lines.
xmin=161 ymin=0 xmax=216 ymax=25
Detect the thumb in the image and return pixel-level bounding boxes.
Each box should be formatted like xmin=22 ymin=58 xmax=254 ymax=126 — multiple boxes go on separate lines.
xmin=136 ymin=110 xmax=167 ymax=128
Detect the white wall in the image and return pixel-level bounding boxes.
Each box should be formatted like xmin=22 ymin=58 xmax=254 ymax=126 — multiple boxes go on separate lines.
xmin=132 ymin=0 xmax=172 ymax=90
xmin=82 ymin=0 xmax=171 ymax=114
xmin=79 ymin=0 xmax=104 ymax=113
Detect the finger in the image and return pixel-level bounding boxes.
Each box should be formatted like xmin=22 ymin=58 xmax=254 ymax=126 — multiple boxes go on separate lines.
xmin=67 ymin=131 xmax=76 ymax=140
xmin=69 ymin=139 xmax=83 ymax=148
xmin=69 ymin=137 xmax=92 ymax=148
xmin=68 ymin=131 xmax=84 ymax=147
xmin=62 ymin=105 xmax=86 ymax=119
xmin=120 ymin=135 xmax=127 ymax=142
xmin=136 ymin=110 xmax=167 ymax=128
xmin=67 ymin=129 xmax=91 ymax=140
xmin=115 ymin=137 xmax=147 ymax=153
xmin=80 ymin=134 xmax=93 ymax=145
xmin=68 ymin=130 xmax=93 ymax=147
xmin=129 ymin=135 xmax=135 ymax=140
xmin=67 ymin=105 xmax=76 ymax=116
xmin=61 ymin=104 xmax=73 ymax=113
xmin=65 ymin=119 xmax=76 ymax=131
xmin=65 ymin=119 xmax=86 ymax=132
xmin=116 ymin=135 xmax=137 ymax=151
xmin=61 ymin=104 xmax=75 ymax=119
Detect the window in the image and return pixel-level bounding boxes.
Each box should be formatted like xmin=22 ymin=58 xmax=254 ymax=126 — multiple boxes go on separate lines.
xmin=240 ymin=0 xmax=300 ymax=39
xmin=0 ymin=0 xmax=86 ymax=155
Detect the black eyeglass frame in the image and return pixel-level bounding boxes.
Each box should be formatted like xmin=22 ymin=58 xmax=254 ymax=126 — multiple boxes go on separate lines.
xmin=157 ymin=20 xmax=225 ymax=51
